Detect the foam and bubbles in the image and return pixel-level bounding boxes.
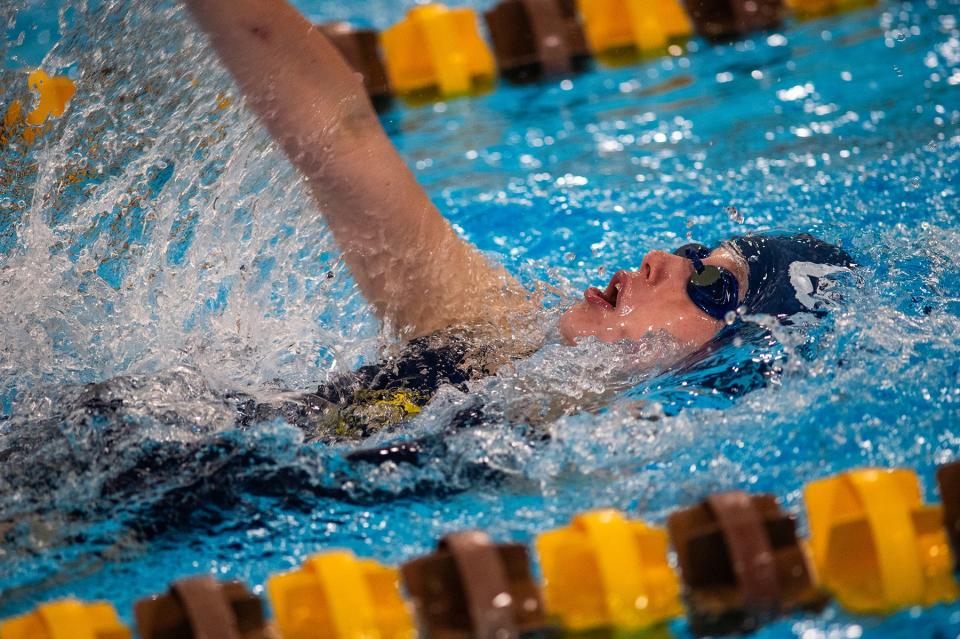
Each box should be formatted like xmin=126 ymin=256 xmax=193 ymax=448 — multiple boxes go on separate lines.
xmin=2 ymin=0 xmax=960 ymax=635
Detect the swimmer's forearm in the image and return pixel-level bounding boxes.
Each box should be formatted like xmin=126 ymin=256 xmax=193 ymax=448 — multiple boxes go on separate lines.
xmin=183 ymin=0 xmax=532 ymax=335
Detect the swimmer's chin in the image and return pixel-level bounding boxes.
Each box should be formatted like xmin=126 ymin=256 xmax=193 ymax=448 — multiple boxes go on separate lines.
xmin=558 ymin=300 xmax=624 ymax=345
xmin=559 ymin=305 xmax=710 ymax=354
xmin=558 ymin=306 xmax=616 ymax=345
xmin=558 ymin=304 xmax=585 ymax=345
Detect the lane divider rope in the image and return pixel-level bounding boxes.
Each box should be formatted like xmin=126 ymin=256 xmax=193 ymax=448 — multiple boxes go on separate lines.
xmin=5 ymin=463 xmax=960 ymax=638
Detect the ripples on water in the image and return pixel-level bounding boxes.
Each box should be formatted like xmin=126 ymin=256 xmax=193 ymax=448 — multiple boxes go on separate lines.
xmin=1 ymin=0 xmax=960 ymax=635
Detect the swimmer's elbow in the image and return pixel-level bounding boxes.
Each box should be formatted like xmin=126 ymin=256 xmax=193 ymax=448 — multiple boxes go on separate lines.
xmin=329 ymin=88 xmax=383 ymax=146
xmin=258 ymin=81 xmax=383 ymax=181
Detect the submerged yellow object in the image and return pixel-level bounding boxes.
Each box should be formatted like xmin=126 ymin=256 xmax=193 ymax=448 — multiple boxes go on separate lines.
xmin=804 ymin=468 xmax=959 ymax=614
xmin=536 ymin=509 xmax=682 ymax=632
xmin=381 ymin=4 xmax=495 ymax=97
xmin=374 ymin=390 xmax=422 ymax=415
xmin=0 ymin=599 xmax=131 ymax=639
xmin=267 ymin=550 xmax=415 ymax=639
xmin=575 ymin=0 xmax=692 ymax=55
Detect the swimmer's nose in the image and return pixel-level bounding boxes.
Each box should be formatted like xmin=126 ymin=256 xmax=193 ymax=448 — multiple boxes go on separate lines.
xmin=639 ymin=250 xmax=689 ymax=286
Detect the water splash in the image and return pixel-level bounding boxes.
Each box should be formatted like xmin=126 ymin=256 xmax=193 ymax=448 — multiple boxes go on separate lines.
xmin=0 ymin=0 xmax=382 ymax=414
xmin=1 ymin=0 xmax=960 ymax=635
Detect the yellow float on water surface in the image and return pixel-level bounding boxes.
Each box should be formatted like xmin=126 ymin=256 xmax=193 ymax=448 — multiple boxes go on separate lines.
xmin=1 ymin=69 xmax=76 ymax=146
xmin=267 ymin=550 xmax=415 ymax=639
xmin=805 ymin=468 xmax=959 ymax=613
xmin=25 ymin=70 xmax=76 ymax=126
xmin=576 ymin=0 xmax=692 ymax=55
xmin=0 ymin=599 xmax=130 ymax=639
xmin=381 ymin=4 xmax=495 ymax=97
xmin=536 ymin=509 xmax=682 ymax=633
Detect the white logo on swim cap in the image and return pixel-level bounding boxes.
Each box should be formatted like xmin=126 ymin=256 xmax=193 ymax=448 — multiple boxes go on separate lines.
xmin=788 ymin=261 xmax=850 ymax=310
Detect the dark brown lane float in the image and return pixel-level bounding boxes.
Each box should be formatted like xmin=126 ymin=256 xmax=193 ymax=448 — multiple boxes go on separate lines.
xmin=936 ymin=460 xmax=960 ymax=570
xmin=317 ymin=22 xmax=393 ymax=111
xmin=133 ymin=575 xmax=269 ymax=639
xmin=484 ymin=0 xmax=589 ymax=84
xmin=667 ymin=491 xmax=828 ymax=635
xmin=401 ymin=530 xmax=555 ymax=639
xmin=682 ymin=0 xmax=784 ymax=41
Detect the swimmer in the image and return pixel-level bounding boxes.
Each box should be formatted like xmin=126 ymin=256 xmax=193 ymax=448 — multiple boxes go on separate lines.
xmin=183 ymin=0 xmax=855 ymax=440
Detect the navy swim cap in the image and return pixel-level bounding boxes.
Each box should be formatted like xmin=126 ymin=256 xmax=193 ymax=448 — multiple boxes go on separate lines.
xmin=728 ymin=233 xmax=855 ymax=318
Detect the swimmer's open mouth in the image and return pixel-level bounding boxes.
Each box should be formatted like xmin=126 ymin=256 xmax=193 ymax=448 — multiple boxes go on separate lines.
xmin=585 ymin=271 xmax=626 ymax=310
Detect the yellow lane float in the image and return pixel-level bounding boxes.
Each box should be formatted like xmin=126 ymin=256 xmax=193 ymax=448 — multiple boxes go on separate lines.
xmin=575 ymin=0 xmax=692 ymax=55
xmin=804 ymin=468 xmax=959 ymax=613
xmin=0 ymin=599 xmax=130 ymax=639
xmin=267 ymin=550 xmax=415 ymax=639
xmin=380 ymin=4 xmax=495 ymax=97
xmin=1 ymin=69 xmax=76 ymax=146
xmin=25 ymin=70 xmax=76 ymax=127
xmin=536 ymin=509 xmax=682 ymax=633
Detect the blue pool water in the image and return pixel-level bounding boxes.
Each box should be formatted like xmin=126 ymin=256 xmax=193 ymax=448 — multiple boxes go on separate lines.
xmin=1 ymin=0 xmax=959 ymax=636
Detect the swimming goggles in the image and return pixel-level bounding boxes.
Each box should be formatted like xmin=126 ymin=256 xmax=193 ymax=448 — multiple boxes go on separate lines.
xmin=673 ymin=243 xmax=740 ymax=321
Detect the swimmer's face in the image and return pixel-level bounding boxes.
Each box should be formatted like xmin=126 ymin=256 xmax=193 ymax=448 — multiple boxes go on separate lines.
xmin=559 ymin=247 xmax=748 ymax=348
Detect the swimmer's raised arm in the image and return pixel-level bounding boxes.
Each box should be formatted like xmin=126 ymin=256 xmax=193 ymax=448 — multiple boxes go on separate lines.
xmin=183 ymin=0 xmax=534 ymax=337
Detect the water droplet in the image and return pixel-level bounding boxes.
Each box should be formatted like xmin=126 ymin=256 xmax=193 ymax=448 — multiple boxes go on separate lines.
xmin=927 ymin=141 xmax=938 ymax=152
xmin=725 ymin=310 xmax=738 ymax=325
xmin=893 ymin=65 xmax=904 ymax=78
xmin=896 ymin=31 xmax=907 ymax=42
xmin=725 ymin=205 xmax=744 ymax=223
xmin=911 ymin=177 xmax=921 ymax=188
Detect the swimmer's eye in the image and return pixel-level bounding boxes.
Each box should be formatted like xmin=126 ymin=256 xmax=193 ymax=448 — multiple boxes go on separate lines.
xmin=684 ymin=256 xmax=740 ymax=321
xmin=670 ymin=242 xmax=739 ymax=319
xmin=690 ymin=264 xmax=722 ymax=286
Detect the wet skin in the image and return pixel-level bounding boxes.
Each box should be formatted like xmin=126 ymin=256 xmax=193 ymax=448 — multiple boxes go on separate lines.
xmin=183 ymin=0 xmax=744 ymax=345
xmin=559 ymin=247 xmax=749 ymax=348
